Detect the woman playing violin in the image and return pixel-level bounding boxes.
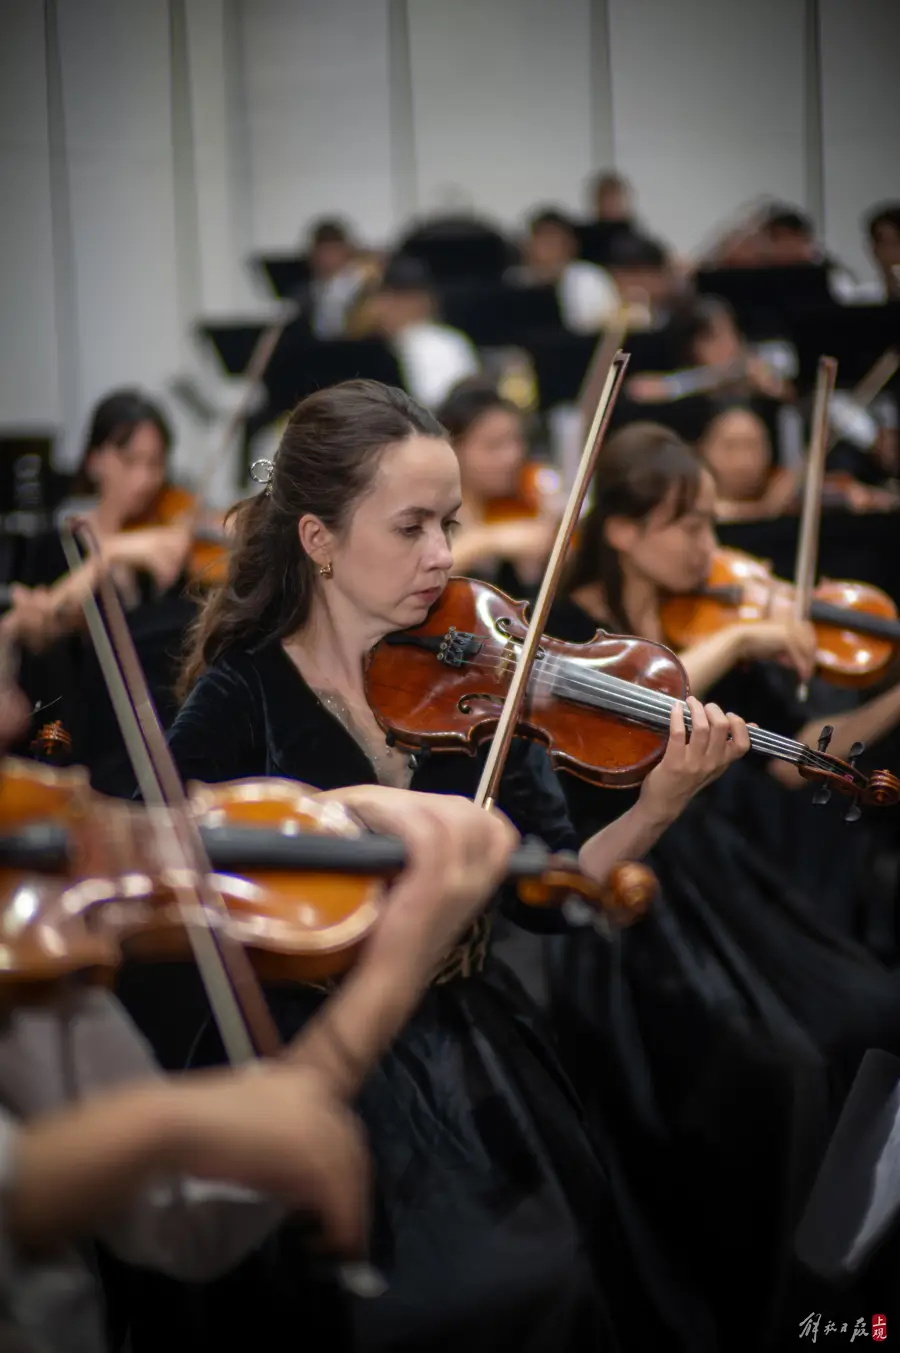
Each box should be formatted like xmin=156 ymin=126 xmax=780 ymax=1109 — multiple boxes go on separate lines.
xmin=436 ymin=379 xmax=559 ymax=592
xmin=118 ymin=378 xmax=748 ymax=1353
xmin=699 ymin=405 xmax=899 ymax=519
xmin=0 ymin=675 xmax=518 ymax=1353
xmin=0 ymin=389 xmax=207 ymax=658
xmin=544 ymin=419 xmax=900 ymax=1350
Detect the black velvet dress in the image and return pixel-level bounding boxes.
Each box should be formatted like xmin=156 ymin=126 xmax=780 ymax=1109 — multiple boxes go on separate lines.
xmin=111 ymin=638 xmax=716 ymax=1353
xmin=542 ymin=598 xmax=900 ymax=1349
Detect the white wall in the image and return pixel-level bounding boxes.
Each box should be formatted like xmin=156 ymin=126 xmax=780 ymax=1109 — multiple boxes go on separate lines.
xmin=608 ymin=0 xmax=808 ymax=257
xmin=238 ymin=0 xmax=395 ymax=250
xmin=406 ymin=0 xmax=594 ymax=230
xmin=819 ymin=0 xmax=900 ymax=283
xmin=1 ymin=0 xmax=897 ymax=453
xmin=0 ymin=3 xmax=58 ymax=428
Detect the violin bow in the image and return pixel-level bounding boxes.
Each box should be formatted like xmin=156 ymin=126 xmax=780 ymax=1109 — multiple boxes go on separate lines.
xmin=474 ymin=334 xmax=630 ymax=810
xmin=826 ymin=347 xmax=900 ymax=455
xmin=59 ymin=521 xmax=281 ymax=1063
xmin=793 ymin=355 xmax=839 ymax=702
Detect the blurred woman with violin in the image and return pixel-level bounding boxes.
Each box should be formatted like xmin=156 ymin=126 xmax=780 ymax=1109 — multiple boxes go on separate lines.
xmin=1 ymin=389 xmax=226 ymax=791
xmin=544 ymin=419 xmax=900 ymax=1350
xmin=437 ymin=379 xmax=560 ymax=592
xmin=0 ymin=672 xmax=523 ymax=1353
xmin=699 ymin=404 xmax=899 ymax=518
xmin=110 ymin=378 xmax=748 ymax=1353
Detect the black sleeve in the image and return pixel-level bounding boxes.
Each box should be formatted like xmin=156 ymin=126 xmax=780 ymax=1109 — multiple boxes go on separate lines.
xmin=166 ymin=661 xmax=265 ymax=787
xmin=496 ymin=741 xmax=582 ymax=935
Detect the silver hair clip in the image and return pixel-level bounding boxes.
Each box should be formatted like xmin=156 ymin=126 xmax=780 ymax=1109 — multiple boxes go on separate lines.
xmin=249 ymin=458 xmax=275 ymax=495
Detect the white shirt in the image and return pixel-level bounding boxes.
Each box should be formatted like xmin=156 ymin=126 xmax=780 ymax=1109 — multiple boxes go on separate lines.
xmin=557 ymin=261 xmax=621 ymax=333
xmin=0 ymin=987 xmax=284 ymax=1353
xmin=309 ymin=264 xmax=369 ymax=338
xmin=392 ymin=322 xmax=480 ymax=409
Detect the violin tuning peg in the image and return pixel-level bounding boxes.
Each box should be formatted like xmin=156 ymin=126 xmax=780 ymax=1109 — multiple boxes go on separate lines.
xmin=812 ymin=785 xmax=832 ymax=806
xmin=848 ymin=741 xmax=865 ymax=764
xmin=844 ymin=799 xmax=862 ymax=823
xmin=817 ymin=725 xmax=834 ymax=753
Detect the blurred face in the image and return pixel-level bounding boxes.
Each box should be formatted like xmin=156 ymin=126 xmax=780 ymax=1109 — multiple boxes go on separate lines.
xmin=612 ymin=263 xmax=671 ymax=306
xmin=767 ymin=227 xmax=815 ymax=265
xmin=85 ymin=420 xmax=167 ymax=523
xmin=595 ymin=182 xmax=632 ymax=222
xmin=367 ymin=289 xmax=429 ymax=336
xmin=527 ymin=223 xmax=575 ymax=274
xmin=871 ymin=220 xmax=900 ymax=276
xmin=606 ymin=470 xmax=718 ymax=595
xmin=311 ymin=239 xmax=352 ymax=279
xmin=455 ymin=408 xmax=525 ymax=501
xmin=694 ymin=311 xmax=742 ymax=367
xmin=700 ymin=409 xmax=771 ymax=501
xmin=311 ymin=435 xmax=460 ymax=637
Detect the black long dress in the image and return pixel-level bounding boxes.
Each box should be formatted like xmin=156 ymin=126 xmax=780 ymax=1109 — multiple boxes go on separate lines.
xmin=542 ymin=598 xmax=900 ymax=1349
xmin=111 ymin=637 xmax=716 ymax=1353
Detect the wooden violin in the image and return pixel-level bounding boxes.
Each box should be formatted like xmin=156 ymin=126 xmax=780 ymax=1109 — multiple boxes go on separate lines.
xmin=661 ymin=547 xmax=900 ymax=688
xmin=128 ymin=483 xmax=228 ymax=588
xmin=364 ymin=575 xmax=900 ymax=816
xmin=482 ymin=462 xmax=562 ymax=525
xmin=0 ymin=758 xmax=656 ymax=999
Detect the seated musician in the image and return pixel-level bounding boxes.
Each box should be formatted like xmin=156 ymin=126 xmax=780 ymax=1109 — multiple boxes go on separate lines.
xmin=509 ymin=208 xmax=621 ymax=333
xmin=362 ymin=255 xmax=479 ymax=409
xmin=699 ymin=406 xmax=897 ymax=519
xmin=437 ymin=379 xmax=558 ymax=592
xmin=589 ymin=170 xmax=636 ymax=226
xmin=0 ymin=675 xmax=520 ymax=1353
xmin=301 ymin=217 xmax=375 ymax=339
xmin=626 ymin=296 xmax=796 ymax=407
xmin=1 ymin=390 xmax=197 ymax=652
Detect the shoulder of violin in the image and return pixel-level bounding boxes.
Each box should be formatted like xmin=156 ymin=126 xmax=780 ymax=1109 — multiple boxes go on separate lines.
xmin=188 ymin=775 xmax=361 ymax=836
xmin=0 ymin=755 xmax=90 ymax=824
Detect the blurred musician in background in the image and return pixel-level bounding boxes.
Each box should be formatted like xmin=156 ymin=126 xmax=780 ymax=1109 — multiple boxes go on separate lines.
xmin=362 ymin=255 xmax=480 ymax=408
xmin=510 ymin=208 xmax=621 ymax=333
xmin=627 ymin=296 xmax=796 ymax=406
xmin=437 ymin=379 xmax=557 ymax=591
xmin=589 ymin=170 xmax=636 ymax=226
xmin=605 ymin=232 xmax=685 ymax=329
xmin=300 ymin=218 xmax=378 ymax=338
xmin=1 ymin=390 xmax=191 ymax=652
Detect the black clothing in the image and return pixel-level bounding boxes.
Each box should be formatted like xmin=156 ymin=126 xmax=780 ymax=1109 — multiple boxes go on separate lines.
xmin=112 ymin=638 xmax=713 ymax=1353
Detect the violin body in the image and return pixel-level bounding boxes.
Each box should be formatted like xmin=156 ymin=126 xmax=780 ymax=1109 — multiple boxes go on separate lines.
xmin=482 ymin=462 xmax=561 ymax=525
xmin=0 ymin=756 xmax=656 ymax=998
xmin=662 ymin=547 xmax=900 ymax=686
xmin=131 ymin=484 xmax=227 ymax=587
xmin=0 ymin=761 xmax=386 ymax=991
xmin=366 ymin=576 xmax=686 ymax=787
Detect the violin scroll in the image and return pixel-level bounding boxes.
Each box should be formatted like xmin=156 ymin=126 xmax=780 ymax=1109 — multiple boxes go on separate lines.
xmin=515 ymin=854 xmax=657 ymax=927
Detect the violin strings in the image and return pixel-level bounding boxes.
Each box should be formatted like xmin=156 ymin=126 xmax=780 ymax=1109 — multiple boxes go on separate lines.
xmin=429 ymin=646 xmax=847 ymax=780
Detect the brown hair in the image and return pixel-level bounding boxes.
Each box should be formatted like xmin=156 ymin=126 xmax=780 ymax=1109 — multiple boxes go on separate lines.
xmin=436 ymin=379 xmax=520 ymax=444
xmin=177 ymin=379 xmax=445 ymax=696
xmin=72 ymin=388 xmax=172 ymax=495
xmin=564 ymin=422 xmax=703 ymax=629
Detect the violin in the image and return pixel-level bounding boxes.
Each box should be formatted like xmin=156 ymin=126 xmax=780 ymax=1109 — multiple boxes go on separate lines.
xmin=364 ymin=575 xmax=900 ymax=815
xmin=482 ymin=462 xmax=562 ymax=525
xmin=128 ymin=483 xmax=228 ymax=588
xmin=0 ymin=757 xmax=657 ymax=998
xmin=661 ymin=547 xmax=900 ymax=688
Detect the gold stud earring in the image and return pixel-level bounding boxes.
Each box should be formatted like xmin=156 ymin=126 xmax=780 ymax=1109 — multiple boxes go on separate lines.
xmin=319 ymin=561 xmax=333 ymax=578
